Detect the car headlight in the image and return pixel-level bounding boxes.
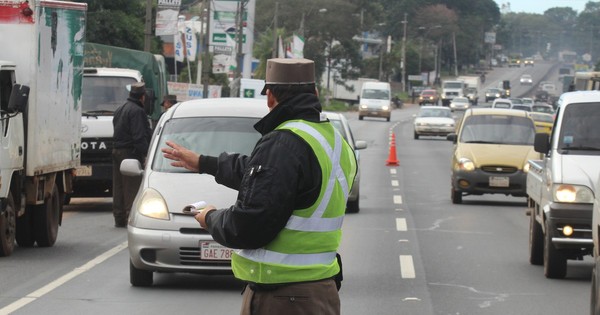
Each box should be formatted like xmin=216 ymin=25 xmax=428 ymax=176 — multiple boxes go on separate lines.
xmin=523 ymin=162 xmax=530 ymax=173
xmin=457 ymin=157 xmax=475 ymax=171
xmin=553 ymin=184 xmax=594 ymax=203
xmin=382 ymin=105 xmax=389 ymax=111
xmin=137 ymin=188 xmax=170 ymax=220
xmin=360 ymin=105 xmax=367 ymax=109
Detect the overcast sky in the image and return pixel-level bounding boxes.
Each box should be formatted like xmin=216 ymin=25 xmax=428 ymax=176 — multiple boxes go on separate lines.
xmin=494 ymin=0 xmax=590 ymax=14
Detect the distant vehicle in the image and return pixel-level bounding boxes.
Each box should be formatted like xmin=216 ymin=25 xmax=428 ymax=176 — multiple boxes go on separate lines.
xmin=509 ymin=98 xmax=523 ymax=105
xmin=492 ymin=98 xmax=512 ymax=109
xmin=531 ymin=104 xmax=554 ymax=114
xmin=523 ymin=58 xmax=534 ymax=67
xmin=413 ymin=106 xmax=455 ymax=139
xmin=465 ymin=87 xmax=479 ymax=105
xmin=441 ymin=80 xmax=467 ymax=107
xmin=511 ymin=104 xmax=532 ymax=111
xmin=540 ymin=83 xmax=557 ymax=95
xmin=485 ymin=88 xmax=503 ymax=102
xmin=447 ymin=108 xmax=538 ymax=204
xmin=520 ymin=74 xmax=533 ymax=85
xmin=358 ymin=81 xmax=392 ymax=121
xmin=449 ymin=97 xmax=471 ymax=111
xmin=522 ymin=98 xmax=534 ymax=106
xmin=419 ymin=89 xmax=439 ymax=105
xmin=508 ymin=58 xmax=521 ymax=68
xmin=572 ymin=71 xmax=600 ymax=91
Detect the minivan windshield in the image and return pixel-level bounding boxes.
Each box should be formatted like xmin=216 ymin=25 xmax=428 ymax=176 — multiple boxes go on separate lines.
xmin=152 ymin=117 xmax=261 ymax=172
xmin=460 ymin=114 xmax=535 ymax=145
xmin=558 ymin=103 xmax=600 ymax=153
xmin=362 ymin=89 xmax=389 ymax=100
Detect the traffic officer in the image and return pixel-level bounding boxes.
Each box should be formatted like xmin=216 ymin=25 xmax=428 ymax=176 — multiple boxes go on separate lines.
xmin=162 ymin=58 xmax=357 ymax=315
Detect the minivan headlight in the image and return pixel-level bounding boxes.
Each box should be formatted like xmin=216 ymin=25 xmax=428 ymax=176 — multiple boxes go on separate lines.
xmin=523 ymin=162 xmax=530 ymax=173
xmin=457 ymin=158 xmax=475 ymax=171
xmin=137 ymin=188 xmax=170 ymax=220
xmin=553 ymin=184 xmax=594 ymax=203
xmin=382 ymin=105 xmax=389 ymax=111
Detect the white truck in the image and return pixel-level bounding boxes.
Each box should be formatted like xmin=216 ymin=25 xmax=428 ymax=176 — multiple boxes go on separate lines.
xmin=456 ymin=75 xmax=481 ymax=105
xmin=0 ymin=0 xmax=87 ymax=256
xmin=332 ymin=78 xmax=378 ymax=105
xmin=440 ymin=79 xmax=466 ymax=107
xmin=526 ymin=91 xmax=600 ymax=278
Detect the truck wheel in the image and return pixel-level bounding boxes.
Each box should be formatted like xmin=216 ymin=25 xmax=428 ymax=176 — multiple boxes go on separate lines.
xmin=346 ymin=191 xmax=359 ymax=214
xmin=386 ymin=117 xmax=390 ymax=122
xmin=451 ymin=187 xmax=462 ymax=204
xmin=33 ymin=185 xmax=60 ymax=247
xmin=528 ymin=210 xmax=544 ymax=265
xmin=16 ymin=207 xmax=35 ymax=247
xmin=0 ymin=194 xmax=16 ymax=257
xmin=359 ymin=116 xmax=363 ymax=121
xmin=130 ymin=260 xmax=153 ymax=287
xmin=544 ymin=220 xmax=567 ymax=279
xmin=414 ymin=132 xmax=419 ymax=140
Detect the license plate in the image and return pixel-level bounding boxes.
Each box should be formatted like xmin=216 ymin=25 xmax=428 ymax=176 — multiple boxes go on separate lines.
xmin=75 ymin=165 xmax=92 ymax=176
xmin=489 ymin=176 xmax=509 ymax=187
xmin=200 ymin=242 xmax=234 ymax=261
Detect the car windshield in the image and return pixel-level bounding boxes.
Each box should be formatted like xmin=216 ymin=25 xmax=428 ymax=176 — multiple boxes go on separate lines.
xmin=558 ymin=103 xmax=600 ymax=152
xmin=532 ymin=105 xmax=553 ymax=113
xmin=418 ymin=108 xmax=452 ymax=118
xmin=443 ymin=82 xmax=463 ymax=89
xmin=460 ymin=114 xmax=535 ymax=145
xmin=530 ymin=113 xmax=554 ymax=123
xmin=82 ymin=76 xmax=137 ymax=113
xmin=362 ymin=89 xmax=389 ymax=100
xmin=152 ymin=117 xmax=262 ymax=172
xmin=512 ymin=105 xmax=531 ymax=111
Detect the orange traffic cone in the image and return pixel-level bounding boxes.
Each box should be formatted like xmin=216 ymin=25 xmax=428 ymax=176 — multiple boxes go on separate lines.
xmin=386 ymin=133 xmax=399 ymax=166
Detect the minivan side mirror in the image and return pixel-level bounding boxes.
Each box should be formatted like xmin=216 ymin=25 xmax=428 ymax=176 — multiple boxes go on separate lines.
xmin=447 ymin=133 xmax=457 ymax=143
xmin=8 ymin=84 xmax=29 ymax=113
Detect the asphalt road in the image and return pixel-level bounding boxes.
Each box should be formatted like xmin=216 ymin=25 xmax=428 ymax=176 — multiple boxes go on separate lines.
xmin=0 ymin=62 xmax=590 ymax=315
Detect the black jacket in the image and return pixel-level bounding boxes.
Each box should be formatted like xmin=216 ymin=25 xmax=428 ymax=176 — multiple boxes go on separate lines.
xmin=113 ymin=97 xmax=152 ymax=161
xmin=201 ymin=93 xmax=326 ymax=249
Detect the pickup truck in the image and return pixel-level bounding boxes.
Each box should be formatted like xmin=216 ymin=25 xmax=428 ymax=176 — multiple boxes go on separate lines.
xmin=526 ymin=90 xmax=600 ymax=279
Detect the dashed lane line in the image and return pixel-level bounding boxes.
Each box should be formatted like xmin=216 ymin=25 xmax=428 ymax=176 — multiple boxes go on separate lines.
xmin=399 ymin=255 xmax=416 ymax=279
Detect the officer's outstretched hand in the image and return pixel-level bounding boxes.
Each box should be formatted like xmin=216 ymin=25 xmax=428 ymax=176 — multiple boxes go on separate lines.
xmin=162 ymin=140 xmax=200 ymax=172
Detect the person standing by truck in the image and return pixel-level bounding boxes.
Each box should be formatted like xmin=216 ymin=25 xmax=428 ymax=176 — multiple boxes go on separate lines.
xmin=112 ymin=82 xmax=152 ymax=227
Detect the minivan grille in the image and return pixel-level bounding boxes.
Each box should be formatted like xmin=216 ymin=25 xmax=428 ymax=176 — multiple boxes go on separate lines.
xmin=481 ymin=166 xmax=518 ymax=173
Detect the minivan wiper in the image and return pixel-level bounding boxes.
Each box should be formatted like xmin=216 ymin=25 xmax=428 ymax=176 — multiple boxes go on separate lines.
xmin=463 ymin=140 xmax=498 ymax=144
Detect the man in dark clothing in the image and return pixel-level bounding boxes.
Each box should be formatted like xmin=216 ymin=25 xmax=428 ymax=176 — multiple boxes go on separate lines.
xmin=112 ymin=82 xmax=152 ymax=228
xmin=162 ymin=58 xmax=357 ymax=315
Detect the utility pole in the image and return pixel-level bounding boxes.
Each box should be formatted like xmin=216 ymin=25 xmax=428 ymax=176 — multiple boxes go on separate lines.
xmin=144 ymin=0 xmax=152 ymax=52
xmin=202 ymin=0 xmax=211 ymax=98
xmin=401 ymin=13 xmax=407 ymax=92
xmin=272 ymin=2 xmax=279 ymax=58
xmin=453 ymin=32 xmax=458 ymax=76
xmin=235 ymin=0 xmax=246 ymax=79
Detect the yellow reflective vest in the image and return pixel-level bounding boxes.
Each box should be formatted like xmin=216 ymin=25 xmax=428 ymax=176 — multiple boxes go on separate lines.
xmin=232 ymin=119 xmax=357 ymax=284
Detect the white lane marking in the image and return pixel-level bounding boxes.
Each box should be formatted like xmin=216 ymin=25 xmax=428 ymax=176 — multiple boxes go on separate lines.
xmin=399 ymin=255 xmax=416 ymax=279
xmin=394 ymin=195 xmax=403 ymax=204
xmin=391 ymin=180 xmax=399 ymax=187
xmin=396 ymin=218 xmax=407 ymax=231
xmin=0 ymin=241 xmax=128 ymax=315
xmin=390 ymin=169 xmax=397 ymax=175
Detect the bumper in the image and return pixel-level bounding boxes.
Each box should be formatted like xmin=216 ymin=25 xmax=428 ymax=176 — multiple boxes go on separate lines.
xmin=545 ymin=203 xmax=593 ymax=250
xmin=128 ymin=224 xmax=233 ymax=274
xmin=452 ymin=168 xmax=527 ymax=196
xmin=414 ymin=126 xmax=454 ymax=137
xmin=358 ymin=108 xmax=391 ymax=119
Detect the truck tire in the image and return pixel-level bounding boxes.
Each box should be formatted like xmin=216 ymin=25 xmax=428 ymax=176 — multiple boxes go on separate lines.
xmin=130 ymin=260 xmax=153 ymax=287
xmin=451 ymin=187 xmax=462 ymax=204
xmin=33 ymin=185 xmax=60 ymax=247
xmin=544 ymin=220 xmax=567 ymax=279
xmin=16 ymin=207 xmax=35 ymax=247
xmin=346 ymin=191 xmax=359 ymax=213
xmin=528 ymin=210 xmax=544 ymax=265
xmin=592 ymin=265 xmax=600 ymax=315
xmin=414 ymin=132 xmax=419 ymax=140
xmin=0 ymin=194 xmax=16 ymax=257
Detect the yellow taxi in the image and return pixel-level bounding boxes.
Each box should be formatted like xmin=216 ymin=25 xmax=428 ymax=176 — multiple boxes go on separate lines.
xmin=529 ymin=112 xmax=554 ymax=134
xmin=447 ymin=108 xmax=540 ymax=203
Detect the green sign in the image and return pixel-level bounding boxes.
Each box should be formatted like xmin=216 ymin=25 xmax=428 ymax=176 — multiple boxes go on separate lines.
xmin=243 ymin=89 xmax=255 ymax=98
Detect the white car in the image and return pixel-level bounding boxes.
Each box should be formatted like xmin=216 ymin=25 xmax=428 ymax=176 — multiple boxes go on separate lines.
xmin=492 ymin=98 xmax=512 ymax=109
xmin=324 ymin=112 xmax=367 ymax=213
xmin=520 ymin=74 xmax=533 ymax=85
xmin=449 ymin=96 xmax=471 ymax=111
xmin=122 ymin=98 xmax=268 ymax=286
xmin=413 ymin=106 xmax=455 ymax=139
